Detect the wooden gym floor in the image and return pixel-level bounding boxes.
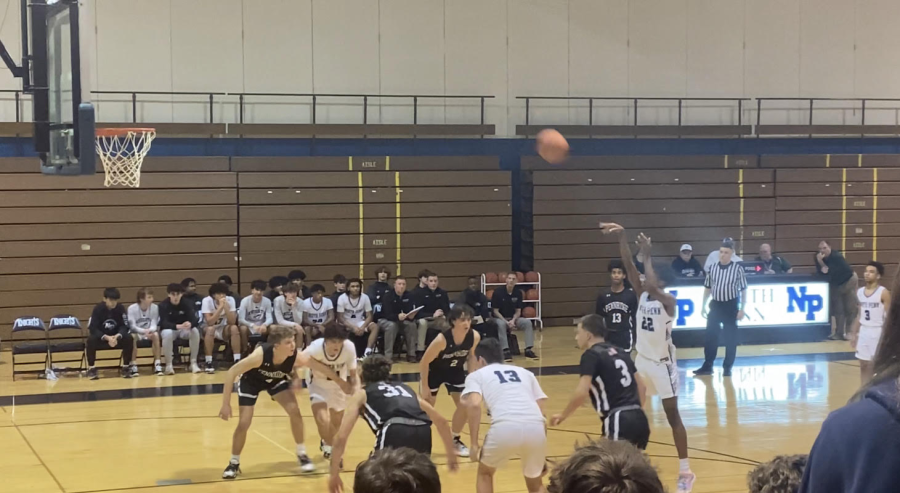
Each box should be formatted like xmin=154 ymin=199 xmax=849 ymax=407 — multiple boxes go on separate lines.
xmin=0 ymin=327 xmax=856 ymax=493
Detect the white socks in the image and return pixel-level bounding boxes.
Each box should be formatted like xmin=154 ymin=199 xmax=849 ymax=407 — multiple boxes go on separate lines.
xmin=206 ymin=356 xmax=213 ymax=364
xmin=231 ymin=454 xmax=240 ymax=464
xmin=679 ymin=458 xmax=690 ymax=473
xmin=233 ymin=354 xmax=241 ymax=362
xmin=296 ymin=444 xmax=306 ymax=456
xmin=154 ymin=359 xmax=160 ymax=365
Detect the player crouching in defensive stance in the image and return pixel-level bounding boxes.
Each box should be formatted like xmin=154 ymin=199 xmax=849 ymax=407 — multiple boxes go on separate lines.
xmin=217 ymin=325 xmax=351 ymax=479
xmin=463 ymin=338 xmax=549 ymax=493
xmin=327 ymin=355 xmax=458 ymax=493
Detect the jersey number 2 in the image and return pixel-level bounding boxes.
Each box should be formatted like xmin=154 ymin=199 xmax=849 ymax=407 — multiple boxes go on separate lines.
xmin=615 ymin=359 xmax=633 ymax=387
xmin=378 ymin=384 xmax=413 ymax=398
xmin=494 ymin=370 xmax=521 ymax=384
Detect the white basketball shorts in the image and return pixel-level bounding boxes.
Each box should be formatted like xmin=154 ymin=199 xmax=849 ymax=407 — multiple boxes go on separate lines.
xmin=480 ymin=421 xmax=547 ymax=478
xmin=308 ymin=379 xmax=347 ymax=412
xmin=856 ymin=325 xmax=882 ymax=362
xmin=635 ymin=352 xmax=679 ymax=400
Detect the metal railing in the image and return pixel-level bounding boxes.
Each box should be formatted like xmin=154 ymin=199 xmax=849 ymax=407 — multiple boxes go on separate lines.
xmin=756 ymin=97 xmax=900 ymax=126
xmin=517 ymin=96 xmax=752 ymax=127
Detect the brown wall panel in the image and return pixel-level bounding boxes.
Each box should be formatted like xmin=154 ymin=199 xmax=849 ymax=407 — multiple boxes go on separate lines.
xmin=0 ymin=269 xmax=232 ymax=292
xmin=534 ymin=240 xmax=768 ymax=261
xmin=777 ymin=182 xmax=876 ymax=197
xmin=535 ymin=227 xmax=773 ymax=246
xmin=239 ymin=172 xmax=383 ymax=188
xmin=534 ymin=183 xmax=773 ymax=201
xmin=2 ymin=221 xmax=236 ymax=241
xmin=775 ymin=210 xmax=870 ymax=225
xmin=542 ymin=302 xmax=595 ymax=318
xmin=232 ymin=157 xmax=350 ymax=172
xmin=533 ymin=169 xmax=773 ymax=186
xmin=534 ymin=212 xmax=773 ymax=231
xmin=534 ymin=198 xmax=774 ymax=216
xmin=0 ymin=237 xmax=237 ymax=258
xmin=0 ymin=205 xmax=236 ymax=224
xmin=241 ymin=217 xmax=509 ymax=236
xmin=774 ymin=224 xmax=900 ymax=239
xmin=0 ymin=286 xmax=174 ymax=309
xmin=241 ymin=202 xmax=509 ymax=221
xmin=776 ymin=196 xmax=874 ymax=211
xmin=140 ymin=157 xmax=231 ymax=173
xmin=388 ymin=156 xmax=500 ymax=171
xmin=241 ymin=186 xmax=511 ymax=205
xmin=397 ymin=171 xmax=510 ymax=186
xmin=0 ymin=173 xmax=236 ymax=190
xmin=242 ymin=232 xmax=510 ymax=253
xmin=541 ymin=287 xmax=598 ymax=304
xmin=0 ymin=157 xmax=40 ymax=173
xmin=523 ymin=155 xmax=758 ymax=170
xmin=0 ymin=189 xmax=235 ymax=207
xmin=0 ymin=253 xmax=237 ymax=275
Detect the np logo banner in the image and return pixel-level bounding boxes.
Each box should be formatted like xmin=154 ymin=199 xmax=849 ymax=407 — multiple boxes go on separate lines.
xmin=666 ymin=282 xmax=830 ymax=330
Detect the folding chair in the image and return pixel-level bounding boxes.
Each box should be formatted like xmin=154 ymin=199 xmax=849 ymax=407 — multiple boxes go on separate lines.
xmin=11 ymin=316 xmax=48 ymax=380
xmin=48 ymin=315 xmax=86 ymax=373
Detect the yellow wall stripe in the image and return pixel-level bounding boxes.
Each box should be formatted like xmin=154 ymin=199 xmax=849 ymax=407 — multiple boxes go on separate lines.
xmin=348 ymin=156 xmax=353 ymax=171
xmin=385 ymin=156 xmax=390 ymax=171
xmin=395 ymin=171 xmax=401 ymax=276
xmin=825 ymin=154 xmax=830 ymax=168
xmin=841 ymin=168 xmax=847 ymax=252
xmin=858 ymin=154 xmax=863 ymax=168
xmin=738 ymin=168 xmax=744 ymax=256
xmin=724 ymin=155 xmax=729 ymax=169
xmin=873 ymin=168 xmax=879 ymax=260
xmin=358 ymin=171 xmax=365 ymax=279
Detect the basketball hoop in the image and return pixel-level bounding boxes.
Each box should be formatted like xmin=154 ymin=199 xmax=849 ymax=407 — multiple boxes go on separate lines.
xmin=95 ymin=128 xmax=156 ymax=188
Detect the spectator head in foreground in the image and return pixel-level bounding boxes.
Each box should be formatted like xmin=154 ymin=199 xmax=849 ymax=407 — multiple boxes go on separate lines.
xmin=548 ymin=439 xmax=664 ymax=493
xmin=748 ymin=455 xmax=807 ymax=493
xmin=353 ymin=447 xmax=440 ymax=493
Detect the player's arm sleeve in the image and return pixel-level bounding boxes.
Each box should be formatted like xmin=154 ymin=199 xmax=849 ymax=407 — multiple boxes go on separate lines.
xmin=126 ymin=305 xmax=138 ymax=332
xmin=441 ymin=291 xmax=451 ymax=312
xmin=159 ymin=303 xmax=173 ymax=331
xmin=263 ymin=300 xmax=273 ymax=325
xmin=116 ymin=308 xmax=129 ymax=337
xmin=738 ymin=267 xmax=748 ymax=290
xmin=149 ymin=306 xmax=159 ymax=332
xmin=460 ymin=371 xmax=482 ymax=398
xmin=273 ymin=300 xmax=287 ymax=325
xmin=238 ymin=298 xmax=251 ymax=327
xmin=336 ymin=297 xmax=345 ymax=313
xmin=579 ymin=350 xmax=601 ymax=376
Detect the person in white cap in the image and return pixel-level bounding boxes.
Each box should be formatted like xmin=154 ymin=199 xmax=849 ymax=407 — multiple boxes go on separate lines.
xmin=671 ymin=244 xmax=704 ymax=278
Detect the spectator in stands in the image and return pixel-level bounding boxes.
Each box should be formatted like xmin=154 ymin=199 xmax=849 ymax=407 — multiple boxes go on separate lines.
xmin=266 ymin=275 xmax=289 ymax=303
xmin=416 ymin=269 xmax=432 ymax=291
xmin=548 ymin=439 xmax=664 ymax=493
xmin=201 ymin=283 xmax=239 ymax=373
xmin=414 ymin=272 xmax=451 ymax=361
xmin=457 ymin=275 xmax=497 ymax=340
xmin=181 ymin=277 xmax=204 ymax=326
xmin=158 ymin=282 xmax=200 ymax=374
xmin=492 ymin=272 xmax=537 ymax=361
xmin=815 ymin=240 xmax=859 ymax=340
xmin=378 ymin=276 xmax=417 ymax=363
xmin=758 ymin=243 xmax=793 ymax=274
xmin=352 ymin=447 xmax=441 ymax=493
xmin=301 ymin=283 xmax=334 ymax=345
xmin=704 ymin=237 xmax=743 ymax=273
xmin=672 ymin=244 xmax=704 ymax=278
xmin=127 ymin=287 xmax=160 ymax=376
xmin=749 ymin=455 xmax=807 ymax=493
xmin=288 ymin=269 xmax=310 ymax=299
xmin=273 ymin=283 xmax=304 ymax=347
xmin=86 ymin=288 xmax=133 ymax=380
xmin=367 ymin=266 xmax=392 ymax=322
xmin=218 ymin=274 xmax=240 ymax=300
xmin=337 ymin=278 xmax=378 ymax=357
xmin=238 ymin=280 xmax=273 ymax=354
xmin=330 ymin=274 xmax=347 ymax=308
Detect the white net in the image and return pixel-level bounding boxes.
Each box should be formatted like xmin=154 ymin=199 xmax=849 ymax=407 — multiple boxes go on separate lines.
xmin=95 ymin=129 xmax=156 ymax=187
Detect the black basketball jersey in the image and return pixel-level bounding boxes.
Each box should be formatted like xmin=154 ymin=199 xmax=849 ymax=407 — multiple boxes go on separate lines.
xmin=243 ymin=344 xmax=297 ymax=387
xmin=430 ymin=327 xmax=474 ymax=373
xmin=579 ymin=342 xmax=641 ymax=418
xmin=361 ymin=381 xmax=431 ymax=433
xmin=596 ymin=288 xmax=637 ymax=335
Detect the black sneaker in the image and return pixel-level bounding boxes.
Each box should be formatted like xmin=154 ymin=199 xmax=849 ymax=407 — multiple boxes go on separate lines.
xmin=693 ymin=366 xmax=713 ymax=376
xmin=222 ymin=461 xmax=241 ymax=479
xmin=321 ymin=439 xmax=331 ymax=459
xmin=130 ymin=364 xmax=139 ymax=377
xmin=524 ymin=349 xmax=538 ymax=360
xmin=120 ymin=366 xmax=132 ymax=379
xmin=298 ymin=454 xmax=315 ymax=473
xmin=86 ymin=367 xmax=99 ymax=380
xmin=503 ymin=349 xmax=513 ymax=362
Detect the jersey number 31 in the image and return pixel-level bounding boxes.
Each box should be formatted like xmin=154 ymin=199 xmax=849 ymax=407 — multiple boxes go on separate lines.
xmin=378 ymin=384 xmax=413 ymax=398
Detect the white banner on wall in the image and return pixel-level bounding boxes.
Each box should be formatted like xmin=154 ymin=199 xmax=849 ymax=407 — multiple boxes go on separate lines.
xmin=665 ymin=282 xmax=830 ymax=330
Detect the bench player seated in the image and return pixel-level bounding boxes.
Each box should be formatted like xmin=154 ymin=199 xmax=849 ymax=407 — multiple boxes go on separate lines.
xmin=201 ymin=283 xmax=239 ymax=373
xmin=237 ymin=280 xmax=273 ymax=353
xmin=327 ymin=355 xmax=459 ymax=493
xmin=86 ymin=287 xmax=134 ymax=380
xmin=301 ymin=325 xmax=360 ymax=462
xmin=551 ymin=314 xmax=650 ymax=450
xmin=218 ymin=325 xmax=350 ymax=479
xmin=337 ymin=278 xmax=379 ymax=357
xmin=273 ymin=283 xmax=305 ymax=348
xmin=302 ymin=284 xmax=335 ymax=345
xmin=127 ymin=287 xmax=161 ymax=376
xmin=462 ymin=338 xmax=549 ymax=493
xmin=419 ymin=304 xmax=481 ymax=458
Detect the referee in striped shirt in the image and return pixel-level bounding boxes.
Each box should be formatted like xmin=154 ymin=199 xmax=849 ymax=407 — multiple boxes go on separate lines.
xmin=693 ymin=238 xmax=747 ymax=377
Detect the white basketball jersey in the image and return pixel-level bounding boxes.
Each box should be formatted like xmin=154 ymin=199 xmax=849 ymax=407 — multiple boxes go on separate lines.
xmin=858 ymin=286 xmax=886 ymax=327
xmin=302 ymin=338 xmax=357 ymax=383
xmin=635 ymin=292 xmax=674 ymax=362
xmin=461 ymin=364 xmax=547 ymax=426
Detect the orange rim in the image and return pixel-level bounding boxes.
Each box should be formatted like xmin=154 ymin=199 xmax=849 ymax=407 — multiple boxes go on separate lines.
xmin=96 ymin=127 xmax=156 ymax=137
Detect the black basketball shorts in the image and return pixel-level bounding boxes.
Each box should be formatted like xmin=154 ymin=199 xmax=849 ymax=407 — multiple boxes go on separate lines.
xmin=374 ymin=423 xmax=432 ymax=455
xmin=428 ymin=366 xmax=466 ymax=396
xmin=606 ymin=327 xmax=634 ymax=353
xmin=236 ymin=376 xmax=291 ymax=407
xmin=604 ymin=408 xmax=650 ymax=450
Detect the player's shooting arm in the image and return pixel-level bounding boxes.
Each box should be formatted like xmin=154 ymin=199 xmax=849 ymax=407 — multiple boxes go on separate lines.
xmin=418 ymin=395 xmax=458 ymax=470
xmin=603 ymin=223 xmax=644 ymax=298
xmin=639 ymin=235 xmax=677 ymax=316
xmin=418 ymin=334 xmax=446 ymax=396
xmin=552 ymin=375 xmax=592 ymax=426
xmin=329 ymin=390 xmax=364 ymax=481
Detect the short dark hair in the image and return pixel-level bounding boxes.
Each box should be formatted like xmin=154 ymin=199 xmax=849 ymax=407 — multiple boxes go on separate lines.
xmin=474 ymin=338 xmax=503 ymax=365
xmin=448 ymin=304 xmax=474 ymax=325
xmin=548 ymin=439 xmax=664 ymax=493
xmin=721 ymin=237 xmax=735 ymax=251
xmin=468 ymin=275 xmax=479 ymax=282
xmin=208 ymin=283 xmax=229 ymax=297
xmin=282 ymin=283 xmax=299 ymax=295
xmin=218 ymin=275 xmax=233 ymax=285
xmin=747 ymin=455 xmax=808 ymax=493
xmin=354 ymin=448 xmax=441 ymax=493
xmin=323 ymin=324 xmax=348 ymax=342
xmin=310 ymin=283 xmax=326 ymax=294
xmin=361 ymin=354 xmax=393 ymax=384
xmin=374 ymin=266 xmax=390 ymax=277
xmin=167 ymin=283 xmax=185 ymax=294
xmin=269 ymin=275 xmax=289 ymax=289
xmin=333 ymin=274 xmax=347 ymax=284
xmin=579 ymin=314 xmax=608 ymax=338
xmin=250 ymin=280 xmax=267 ymax=291
xmin=608 ymin=259 xmax=626 ymax=276
xmin=348 ymin=277 xmax=363 ymax=289
xmin=180 ymin=277 xmax=196 ymax=287
xmin=868 ymin=260 xmax=886 ymax=277
xmin=417 ymin=269 xmax=432 ymax=280
xmin=394 ymin=275 xmax=407 ymax=283
xmin=268 ymin=325 xmax=296 ymax=345
xmin=288 ymin=270 xmax=306 ymax=282
xmin=103 ymin=287 xmax=121 ymax=300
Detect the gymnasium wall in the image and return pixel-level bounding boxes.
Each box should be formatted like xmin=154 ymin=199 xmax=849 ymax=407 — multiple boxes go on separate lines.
xmin=526 ymin=154 xmax=900 ymax=326
xmin=2 ymin=0 xmax=900 ymax=135
xmin=0 ymin=155 xmax=510 ymax=340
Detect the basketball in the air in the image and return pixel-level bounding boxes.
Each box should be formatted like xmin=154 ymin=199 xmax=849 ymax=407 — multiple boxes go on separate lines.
xmin=536 ymin=129 xmax=569 ymax=165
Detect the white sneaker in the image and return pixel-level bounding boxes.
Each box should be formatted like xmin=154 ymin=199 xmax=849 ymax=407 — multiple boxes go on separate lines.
xmin=298 ymin=454 xmax=316 ymax=473
xmin=364 ymin=347 xmax=374 ymax=357
xmin=165 ymin=365 xmax=175 ymax=375
xmin=677 ymin=471 xmax=696 ymax=493
xmin=454 ymin=437 xmax=470 ymax=458
xmin=191 ymin=363 xmax=201 ymax=374
xmin=154 ymin=364 xmax=163 ymax=376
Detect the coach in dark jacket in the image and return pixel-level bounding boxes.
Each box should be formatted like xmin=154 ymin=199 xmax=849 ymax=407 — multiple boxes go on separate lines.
xmin=86 ymin=287 xmax=132 ymax=379
xmin=456 ymin=276 xmax=497 ymax=339
xmin=378 ymin=277 xmax=417 ymax=362
xmin=412 ymin=273 xmax=451 ymax=359
xmin=367 ymin=267 xmax=393 ymax=322
xmin=815 ymin=240 xmax=858 ymax=340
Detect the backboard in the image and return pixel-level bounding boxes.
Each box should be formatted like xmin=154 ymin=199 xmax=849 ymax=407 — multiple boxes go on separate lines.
xmin=30 ymin=0 xmax=95 ymax=175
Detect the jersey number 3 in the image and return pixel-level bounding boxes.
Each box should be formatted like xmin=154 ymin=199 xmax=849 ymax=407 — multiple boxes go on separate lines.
xmin=378 ymin=384 xmax=413 ymax=398
xmin=865 ymin=310 xmax=871 ymax=321
xmin=615 ymin=359 xmax=633 ymax=387
xmin=494 ymin=370 xmax=521 ymax=384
